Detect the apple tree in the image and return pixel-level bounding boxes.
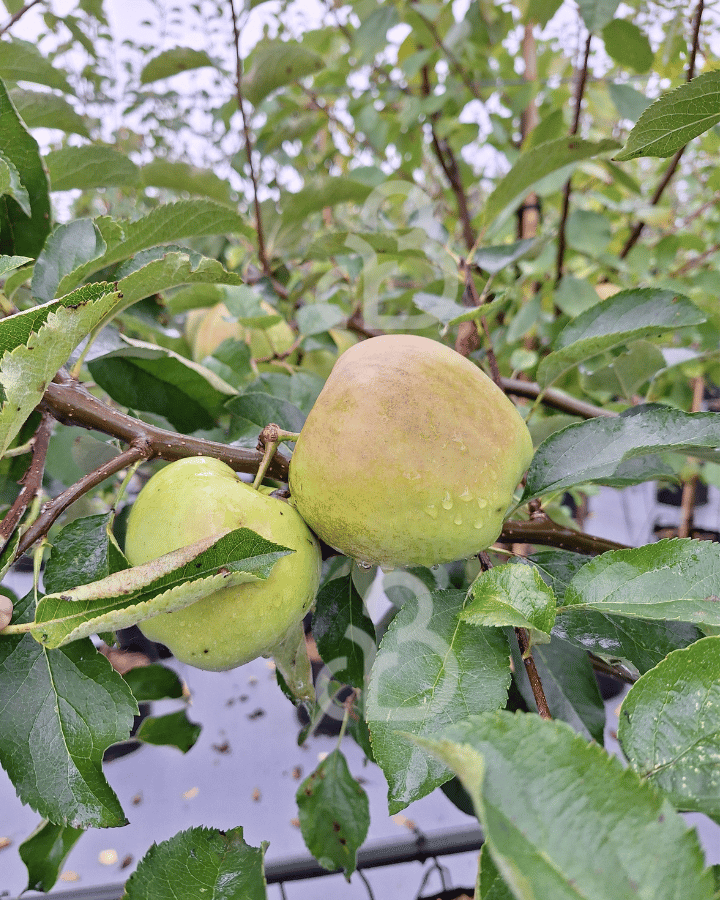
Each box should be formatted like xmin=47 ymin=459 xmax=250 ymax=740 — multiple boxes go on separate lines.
xmin=1 ymin=0 xmax=720 ymax=895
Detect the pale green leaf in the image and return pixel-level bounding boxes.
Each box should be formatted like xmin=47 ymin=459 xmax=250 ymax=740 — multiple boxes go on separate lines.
xmin=33 ymin=528 xmax=290 ymax=648
xmin=616 ymin=70 xmax=720 ymax=161
xmin=45 ymin=145 xmax=140 ymax=191
xmin=619 ymin=636 xmax=720 ymax=821
xmin=0 ymin=151 xmax=30 ymax=215
xmin=0 ymin=254 xmax=31 ymax=276
xmin=536 ymin=288 xmax=704 ymax=388
xmin=602 ymin=19 xmax=653 ymax=73
xmin=9 ymin=89 xmax=91 ymax=138
xmin=564 ymin=538 xmax=720 ymax=626
xmin=0 ymin=283 xmax=123 ymax=456
xmin=0 ymin=38 xmax=73 ymax=92
xmin=419 ymin=712 xmax=713 ymax=900
xmin=481 ymin=138 xmax=620 ymax=234
xmin=140 ymin=158 xmax=234 ymax=204
xmin=31 ymin=219 xmax=105 ymax=303
xmin=139 ymin=47 xmax=217 ymax=84
xmin=462 ymin=563 xmax=556 ymax=639
xmin=576 ymin=0 xmax=620 ymax=32
xmin=244 ymin=38 xmax=323 ymax=106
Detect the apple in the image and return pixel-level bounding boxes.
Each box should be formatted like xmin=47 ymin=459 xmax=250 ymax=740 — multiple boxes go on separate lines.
xmin=124 ymin=456 xmax=321 ymax=670
xmin=288 ymin=334 xmax=534 ymax=568
xmin=191 ymin=301 xmax=296 ymax=366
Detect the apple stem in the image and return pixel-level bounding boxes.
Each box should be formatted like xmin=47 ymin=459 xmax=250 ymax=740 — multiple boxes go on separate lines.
xmin=252 ymin=423 xmax=301 ymax=490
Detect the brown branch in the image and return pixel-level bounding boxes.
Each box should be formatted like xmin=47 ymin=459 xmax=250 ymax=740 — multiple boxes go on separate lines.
xmin=499 ymin=519 xmax=628 ymax=554
xmin=678 ymin=375 xmax=705 ymax=538
xmin=556 ymin=31 xmax=592 ymax=284
xmin=499 ymin=377 xmax=615 ymax=419
xmin=228 ymin=0 xmax=270 ymax=276
xmin=0 ymin=413 xmax=54 ymax=548
xmin=39 ymin=372 xmax=289 ymax=480
xmin=515 ymin=626 xmax=552 ymax=719
xmin=15 ymin=443 xmax=150 ymax=558
xmin=0 ymin=0 xmax=42 ymax=37
xmin=620 ymin=0 xmax=704 ymax=259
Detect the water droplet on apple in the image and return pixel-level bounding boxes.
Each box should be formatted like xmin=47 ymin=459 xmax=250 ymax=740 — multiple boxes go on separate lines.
xmin=477 ymin=497 xmax=487 ymax=509
xmin=357 ymin=561 xmax=373 ymax=569
xmin=454 ymin=513 xmax=463 ymax=525
xmin=441 ymin=492 xmax=453 ymax=510
xmin=425 ymin=504 xmax=438 ymax=519
xmin=459 ymin=487 xmax=473 ymax=502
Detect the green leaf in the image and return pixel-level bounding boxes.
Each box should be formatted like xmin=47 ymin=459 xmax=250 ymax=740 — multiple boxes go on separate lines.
xmin=139 ymin=47 xmax=217 ymax=84
xmin=0 ymin=282 xmax=123 ymax=456
xmin=0 ymin=150 xmax=31 ymax=215
xmin=9 ymin=88 xmax=91 ymax=137
xmin=0 ymin=592 xmax=137 ymax=828
xmin=352 ymin=6 xmax=399 ymax=64
xmin=88 ymin=338 xmax=236 ymax=433
xmin=602 ymin=19 xmax=653 ymax=72
xmin=419 ymin=712 xmax=714 ymax=900
xmin=619 ymin=636 xmax=720 ymax=821
xmin=124 ymin=826 xmax=267 ymax=899
xmin=141 ymin=158 xmax=233 ymax=204
xmin=480 ymin=137 xmax=620 ymax=234
xmin=45 ymin=145 xmax=141 ymax=191
xmin=0 ymin=39 xmax=73 ymax=92
xmin=226 ymin=392 xmax=306 ymax=446
xmin=296 ymin=749 xmax=370 ymax=877
xmin=0 ymin=253 xmax=31 ymax=276
xmin=462 ymin=563 xmax=556 ymax=639
xmin=576 ymin=0 xmax=620 ymax=31
xmin=312 ymin=573 xmax=376 ymax=688
xmin=564 ymin=538 xmax=720 ymax=626
xmin=123 ymin=663 xmax=184 ymax=702
xmin=19 ymin=820 xmax=84 ymax=893
xmin=536 ymin=288 xmax=705 ymax=388
xmin=615 ymin=70 xmax=720 ymax=161
xmin=31 ymin=219 xmax=106 ymax=303
xmin=366 ymin=589 xmax=510 ymax=813
xmin=296 ymin=302 xmax=346 ymax=336
xmin=477 ymin=843 xmax=514 ymax=900
xmin=608 ymin=82 xmax=653 ymax=123
xmin=44 ymin=513 xmax=126 ymax=595
xmin=280 ymin=177 xmax=373 ymax=224
xmin=243 ymin=39 xmax=324 ymax=107
xmin=510 ymin=635 xmax=605 ymax=742
xmin=474 ymin=238 xmax=537 ymax=274
xmin=33 ymin=528 xmax=290 ymax=649
xmin=523 ymin=405 xmax=720 ymax=502
xmin=57 ymin=201 xmax=253 ymax=295
xmin=135 ymin=709 xmax=201 ymax=753
xmin=0 ymin=77 xmax=51 ymax=257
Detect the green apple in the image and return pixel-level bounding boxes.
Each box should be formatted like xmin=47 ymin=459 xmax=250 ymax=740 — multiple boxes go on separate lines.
xmin=125 ymin=456 xmax=321 ymax=670
xmin=191 ymin=300 xmax=296 ymax=366
xmin=288 ymin=334 xmax=534 ymax=568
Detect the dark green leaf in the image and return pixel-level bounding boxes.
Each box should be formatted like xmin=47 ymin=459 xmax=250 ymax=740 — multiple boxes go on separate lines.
xmin=523 ymin=405 xmax=720 ymax=502
xmin=0 ymin=593 xmax=136 ymax=827
xmin=619 ymin=636 xmax=720 ymax=821
xmin=616 ymin=70 xmax=720 ymax=161
xmin=564 ymin=538 xmax=720 ymax=626
xmin=135 ymin=709 xmax=201 ymax=753
xmin=0 ymin=77 xmax=51 ymax=257
xmin=281 ymin=177 xmax=373 ymax=224
xmin=19 ymin=820 xmax=84 ymax=893
xmin=226 ymin=392 xmax=306 ymax=446
xmin=124 ymin=826 xmax=267 ymax=899
xmin=462 ymin=563 xmax=557 ymax=638
xmin=477 ymin=843 xmax=514 ymax=900
xmin=296 ymin=749 xmax=369 ymax=877
xmin=537 ymin=288 xmax=704 ymax=388
xmin=420 ymin=712 xmax=714 ymax=900
xmin=366 ymin=589 xmax=510 ymax=813
xmin=123 ymin=663 xmax=184 ymax=702
xmin=312 ymin=573 xmax=376 ymax=688
xmin=31 ymin=219 xmax=105 ymax=303
xmin=44 ymin=513 xmax=127 ymax=595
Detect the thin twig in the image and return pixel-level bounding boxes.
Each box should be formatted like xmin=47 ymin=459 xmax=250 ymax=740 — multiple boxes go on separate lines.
xmin=556 ymin=31 xmax=592 ymax=284
xmin=0 ymin=0 xmax=42 ymax=37
xmin=16 ymin=443 xmax=150 ymax=558
xmin=500 ymin=520 xmax=627 ymax=555
xmin=515 ymin=627 xmax=552 ymax=719
xmin=0 ymin=414 xmax=54 ymax=548
xmin=678 ymin=375 xmax=705 ymax=538
xmin=620 ymin=0 xmax=704 ymax=259
xmin=228 ymin=0 xmax=270 ymax=276
xmin=499 ymin=377 xmax=614 ymax=419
